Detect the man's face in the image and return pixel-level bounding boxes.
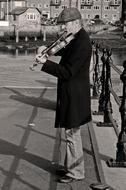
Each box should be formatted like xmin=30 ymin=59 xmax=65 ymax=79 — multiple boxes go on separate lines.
xmin=60 ymin=21 xmax=74 ymax=35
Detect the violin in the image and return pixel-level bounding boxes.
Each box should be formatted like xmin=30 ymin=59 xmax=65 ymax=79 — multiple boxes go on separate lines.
xmin=30 ymin=32 xmax=74 ymax=71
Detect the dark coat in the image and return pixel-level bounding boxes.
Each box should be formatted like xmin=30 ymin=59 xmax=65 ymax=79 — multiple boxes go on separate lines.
xmin=42 ymin=28 xmax=92 ymax=129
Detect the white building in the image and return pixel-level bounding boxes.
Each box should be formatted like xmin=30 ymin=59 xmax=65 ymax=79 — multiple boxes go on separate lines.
xmin=0 ymin=0 xmax=123 ymax=23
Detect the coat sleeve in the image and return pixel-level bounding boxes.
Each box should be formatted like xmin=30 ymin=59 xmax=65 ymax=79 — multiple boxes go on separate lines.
xmin=41 ymin=59 xmax=72 ymax=80
xmin=41 ymin=36 xmax=92 ymax=80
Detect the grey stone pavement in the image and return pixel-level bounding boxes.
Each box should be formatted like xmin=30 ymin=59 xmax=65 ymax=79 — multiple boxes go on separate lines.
xmin=0 ymin=55 xmax=126 ymax=190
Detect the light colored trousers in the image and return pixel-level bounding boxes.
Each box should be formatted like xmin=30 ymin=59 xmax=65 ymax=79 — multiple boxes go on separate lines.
xmin=64 ymin=126 xmax=85 ymax=179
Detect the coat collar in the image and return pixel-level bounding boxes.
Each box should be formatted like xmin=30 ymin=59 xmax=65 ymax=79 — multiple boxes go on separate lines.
xmin=74 ymin=27 xmax=85 ymax=39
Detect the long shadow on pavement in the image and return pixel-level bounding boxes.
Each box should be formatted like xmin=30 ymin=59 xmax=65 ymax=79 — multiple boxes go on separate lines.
xmin=10 ymin=94 xmax=56 ymax=110
xmin=0 ymin=138 xmax=57 ymax=174
xmin=4 ymin=87 xmax=56 ymax=111
xmin=0 ymin=87 xmax=58 ymax=190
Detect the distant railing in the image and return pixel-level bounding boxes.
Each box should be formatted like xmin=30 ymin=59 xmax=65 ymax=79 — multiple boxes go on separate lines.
xmin=91 ymin=41 xmax=126 ymax=168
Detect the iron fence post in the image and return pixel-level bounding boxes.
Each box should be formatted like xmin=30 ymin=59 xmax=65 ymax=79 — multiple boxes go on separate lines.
xmin=98 ymin=48 xmax=107 ymax=114
xmin=117 ymin=60 xmax=126 ymax=162
xmin=92 ymin=43 xmax=100 ymax=99
xmin=107 ymin=60 xmax=126 ymax=167
xmin=103 ymin=50 xmax=113 ymax=124
xmin=97 ymin=50 xmax=113 ymax=127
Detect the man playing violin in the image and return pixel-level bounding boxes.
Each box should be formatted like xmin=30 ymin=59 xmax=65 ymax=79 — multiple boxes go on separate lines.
xmin=36 ymin=7 xmax=92 ymax=183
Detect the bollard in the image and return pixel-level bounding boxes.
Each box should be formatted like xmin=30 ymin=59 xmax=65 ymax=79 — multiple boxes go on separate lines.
xmin=25 ymin=36 xmax=28 ymax=42
xmin=92 ymin=43 xmax=100 ymax=99
xmin=97 ymin=50 xmax=113 ymax=127
xmin=34 ymin=36 xmax=37 ymax=41
xmin=15 ymin=48 xmax=19 ymax=56
xmin=90 ymin=182 xmax=115 ymax=190
xmin=107 ymin=60 xmax=126 ymax=167
xmin=16 ymin=29 xmax=19 ymax=43
xmin=43 ymin=25 xmax=46 ymax=42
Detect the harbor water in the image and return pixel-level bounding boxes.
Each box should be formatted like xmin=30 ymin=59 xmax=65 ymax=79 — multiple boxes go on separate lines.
xmin=0 ymin=45 xmax=126 ymax=66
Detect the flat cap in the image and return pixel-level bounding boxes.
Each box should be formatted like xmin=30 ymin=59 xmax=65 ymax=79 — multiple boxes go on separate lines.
xmin=57 ymin=7 xmax=82 ymax=24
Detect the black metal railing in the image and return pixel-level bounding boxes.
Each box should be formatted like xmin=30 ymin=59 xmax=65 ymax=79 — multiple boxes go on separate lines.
xmin=91 ymin=40 xmax=126 ymax=168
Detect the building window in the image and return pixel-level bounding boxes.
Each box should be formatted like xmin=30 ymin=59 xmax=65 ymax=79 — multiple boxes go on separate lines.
xmin=104 ymin=6 xmax=110 ymax=10
xmin=81 ymin=0 xmax=91 ymax=4
xmin=81 ymin=5 xmax=85 ymax=9
xmin=115 ymin=0 xmax=118 ymax=4
xmin=31 ymin=4 xmax=36 ymax=7
xmin=42 ymin=14 xmax=48 ymax=18
xmin=104 ymin=14 xmax=108 ymax=18
xmin=55 ymin=6 xmax=59 ymax=9
xmin=87 ymin=6 xmax=91 ymax=9
xmin=38 ymin=4 xmax=42 ymax=8
xmin=56 ymin=0 xmax=60 ymax=3
xmin=27 ymin=13 xmax=36 ymax=20
xmin=113 ymin=7 xmax=117 ymax=10
xmin=112 ymin=14 xmax=117 ymax=20
xmin=44 ymin=4 xmax=49 ymax=8
xmin=87 ymin=0 xmax=90 ymax=4
xmin=15 ymin=1 xmax=23 ymax=7
xmin=86 ymin=14 xmax=90 ymax=19
xmin=62 ymin=6 xmax=67 ymax=9
xmin=94 ymin=6 xmax=100 ymax=9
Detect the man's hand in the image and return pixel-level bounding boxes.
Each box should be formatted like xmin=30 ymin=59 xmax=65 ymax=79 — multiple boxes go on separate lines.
xmin=37 ymin=45 xmax=47 ymax=54
xmin=35 ymin=53 xmax=48 ymax=64
xmin=36 ymin=45 xmax=48 ymax=64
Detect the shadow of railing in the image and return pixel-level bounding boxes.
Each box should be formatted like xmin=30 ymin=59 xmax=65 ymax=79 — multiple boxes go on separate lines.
xmin=0 ymin=87 xmax=60 ymax=190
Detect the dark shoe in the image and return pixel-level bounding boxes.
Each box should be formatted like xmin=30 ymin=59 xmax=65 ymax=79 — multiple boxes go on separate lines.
xmin=58 ymin=175 xmax=85 ymax=183
xmin=58 ymin=176 xmax=75 ymax=183
xmin=55 ymin=168 xmax=67 ymax=177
